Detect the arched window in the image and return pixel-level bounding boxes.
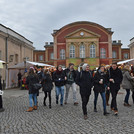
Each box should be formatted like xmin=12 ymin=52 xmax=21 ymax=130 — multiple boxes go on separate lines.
xmin=112 ymin=51 xmax=117 ymax=59
xmin=90 ymin=44 xmax=96 ymax=58
xmin=60 ymin=49 xmax=65 ymax=59
xmin=69 ymin=45 xmax=75 ymax=58
xmin=100 ymin=48 xmax=106 ymax=58
xmin=80 ymin=43 xmax=85 ymax=58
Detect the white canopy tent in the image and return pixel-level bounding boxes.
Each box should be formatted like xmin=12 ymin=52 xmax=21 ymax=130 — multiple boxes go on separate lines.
xmin=9 ymin=61 xmax=54 ymax=69
xmin=117 ymin=59 xmax=134 ymax=65
xmin=7 ymin=61 xmax=54 ymax=88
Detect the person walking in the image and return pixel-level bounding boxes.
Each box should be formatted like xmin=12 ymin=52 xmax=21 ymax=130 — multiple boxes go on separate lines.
xmin=26 ymin=67 xmax=39 ymax=112
xmin=108 ymin=63 xmax=123 ymax=115
xmin=0 ymin=75 xmax=4 ymax=112
xmin=53 ymin=65 xmax=66 ymax=106
xmin=42 ymin=69 xmax=53 ymax=108
xmin=64 ymin=63 xmax=78 ymax=105
xmin=93 ymin=66 xmax=110 ymax=115
xmin=76 ymin=63 xmax=93 ymax=120
xmin=105 ymin=65 xmax=111 ymax=106
xmin=122 ymin=65 xmax=134 ymax=106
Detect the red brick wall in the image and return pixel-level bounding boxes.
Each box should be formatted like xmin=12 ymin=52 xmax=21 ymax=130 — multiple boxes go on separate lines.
xmin=57 ymin=44 xmax=66 ymax=59
xmin=33 ymin=51 xmax=45 ymax=62
xmin=47 ymin=48 xmax=54 ymax=61
xmin=112 ymin=46 xmax=120 ymax=59
xmin=121 ymin=49 xmax=130 ymax=59
xmin=56 ymin=24 xmax=108 ymax=43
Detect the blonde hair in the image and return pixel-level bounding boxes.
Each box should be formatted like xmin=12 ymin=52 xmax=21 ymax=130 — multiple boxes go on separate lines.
xmin=124 ymin=65 xmax=131 ymax=71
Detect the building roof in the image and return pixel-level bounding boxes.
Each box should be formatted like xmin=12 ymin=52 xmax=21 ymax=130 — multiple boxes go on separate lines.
xmin=52 ymin=21 xmax=114 ymax=36
xmin=44 ymin=42 xmax=54 ymax=48
xmin=112 ymin=40 xmax=122 ymax=46
xmin=0 ymin=24 xmax=34 ymax=49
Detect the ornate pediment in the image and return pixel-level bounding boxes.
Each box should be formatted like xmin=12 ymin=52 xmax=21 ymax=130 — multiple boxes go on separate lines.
xmin=65 ymin=28 xmax=101 ymax=39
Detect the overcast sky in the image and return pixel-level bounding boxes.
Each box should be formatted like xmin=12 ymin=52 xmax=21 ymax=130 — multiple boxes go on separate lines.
xmin=0 ymin=0 xmax=133 ymax=50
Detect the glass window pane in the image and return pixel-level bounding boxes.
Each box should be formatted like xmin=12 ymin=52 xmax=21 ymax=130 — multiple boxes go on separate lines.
xmin=70 ymin=45 xmax=75 ymax=58
xmin=80 ymin=43 xmax=85 ymax=58
xmin=90 ymin=44 xmax=96 ymax=58
xmin=60 ymin=49 xmax=65 ymax=59
xmin=100 ymin=48 xmax=106 ymax=58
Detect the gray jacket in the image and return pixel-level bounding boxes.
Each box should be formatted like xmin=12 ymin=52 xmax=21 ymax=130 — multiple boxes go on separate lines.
xmin=122 ymin=69 xmax=134 ymax=90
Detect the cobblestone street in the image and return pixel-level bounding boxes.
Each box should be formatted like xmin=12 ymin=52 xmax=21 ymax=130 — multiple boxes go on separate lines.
xmin=1 ymin=87 xmax=134 ymax=134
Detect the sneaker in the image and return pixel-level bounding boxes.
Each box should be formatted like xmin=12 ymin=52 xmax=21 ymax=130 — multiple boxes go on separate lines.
xmin=49 ymin=105 xmax=51 ymax=109
xmin=114 ymin=110 xmax=118 ymax=116
xmin=84 ymin=115 xmax=88 ymax=120
xmin=60 ymin=104 xmax=63 ymax=106
xmin=74 ymin=102 xmax=79 ymax=105
xmin=64 ymin=102 xmax=67 ymax=105
xmin=56 ymin=100 xmax=58 ymax=104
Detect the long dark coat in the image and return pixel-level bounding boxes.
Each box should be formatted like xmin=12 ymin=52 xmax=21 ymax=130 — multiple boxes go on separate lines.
xmin=26 ymin=74 xmax=39 ymax=94
xmin=93 ymin=71 xmax=109 ymax=93
xmin=42 ymin=74 xmax=53 ymax=92
xmin=108 ymin=67 xmax=123 ymax=91
xmin=76 ymin=70 xmax=93 ymax=96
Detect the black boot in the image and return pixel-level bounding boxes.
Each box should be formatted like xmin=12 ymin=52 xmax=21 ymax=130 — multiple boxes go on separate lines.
xmin=94 ymin=107 xmax=97 ymax=112
xmin=103 ymin=110 xmax=110 ymax=116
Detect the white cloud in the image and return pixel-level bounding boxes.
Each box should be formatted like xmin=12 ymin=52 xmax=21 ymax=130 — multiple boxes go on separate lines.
xmin=0 ymin=0 xmax=134 ymax=49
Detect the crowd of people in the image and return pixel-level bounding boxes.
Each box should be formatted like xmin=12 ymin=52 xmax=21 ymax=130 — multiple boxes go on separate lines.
xmin=1 ymin=62 xmax=134 ymax=120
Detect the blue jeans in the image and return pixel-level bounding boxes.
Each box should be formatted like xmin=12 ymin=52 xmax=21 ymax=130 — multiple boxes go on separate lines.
xmin=94 ymin=92 xmax=106 ymax=111
xmin=29 ymin=94 xmax=37 ymax=107
xmin=124 ymin=89 xmax=130 ymax=104
xmin=55 ymin=86 xmax=64 ymax=105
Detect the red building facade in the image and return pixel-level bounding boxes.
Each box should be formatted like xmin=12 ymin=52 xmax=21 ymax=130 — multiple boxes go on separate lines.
xmin=45 ymin=21 xmax=113 ymax=69
xmin=33 ymin=21 xmax=130 ymax=68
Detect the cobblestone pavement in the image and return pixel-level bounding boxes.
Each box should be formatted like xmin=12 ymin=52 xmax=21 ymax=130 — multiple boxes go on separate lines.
xmin=1 ymin=87 xmax=134 ymax=134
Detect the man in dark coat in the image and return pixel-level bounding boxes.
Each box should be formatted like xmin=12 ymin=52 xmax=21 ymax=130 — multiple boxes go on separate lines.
xmin=0 ymin=75 xmax=4 ymax=112
xmin=108 ymin=63 xmax=123 ymax=115
xmin=76 ymin=63 xmax=93 ymax=120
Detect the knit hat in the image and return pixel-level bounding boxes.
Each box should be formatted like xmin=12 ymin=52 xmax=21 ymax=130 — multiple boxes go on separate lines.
xmin=82 ymin=63 xmax=90 ymax=71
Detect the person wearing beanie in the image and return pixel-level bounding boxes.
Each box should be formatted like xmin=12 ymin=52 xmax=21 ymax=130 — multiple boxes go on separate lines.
xmin=64 ymin=63 xmax=78 ymax=105
xmin=93 ymin=66 xmax=110 ymax=116
xmin=76 ymin=63 xmax=93 ymax=120
xmin=53 ymin=65 xmax=66 ymax=106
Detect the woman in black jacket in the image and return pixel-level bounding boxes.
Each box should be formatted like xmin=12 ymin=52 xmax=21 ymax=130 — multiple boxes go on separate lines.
xmin=53 ymin=65 xmax=66 ymax=106
xmin=42 ymin=69 xmax=53 ymax=108
xmin=76 ymin=63 xmax=93 ymax=120
xmin=26 ymin=67 xmax=39 ymax=112
xmin=93 ymin=66 xmax=110 ymax=115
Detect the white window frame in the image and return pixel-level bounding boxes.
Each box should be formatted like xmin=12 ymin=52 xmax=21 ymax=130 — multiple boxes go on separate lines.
xmin=80 ymin=43 xmax=85 ymax=58
xmin=100 ymin=48 xmax=106 ymax=59
xmin=39 ymin=55 xmax=43 ymax=61
xmin=90 ymin=44 xmax=96 ymax=58
xmin=69 ymin=45 xmax=75 ymax=58
xmin=112 ymin=51 xmax=117 ymax=59
xmin=124 ymin=53 xmax=129 ymax=59
xmin=50 ymin=53 xmax=54 ymax=60
xmin=60 ymin=49 xmax=65 ymax=59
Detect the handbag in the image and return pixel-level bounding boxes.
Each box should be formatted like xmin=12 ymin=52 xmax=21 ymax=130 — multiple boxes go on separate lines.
xmin=32 ymin=83 xmax=42 ymax=91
